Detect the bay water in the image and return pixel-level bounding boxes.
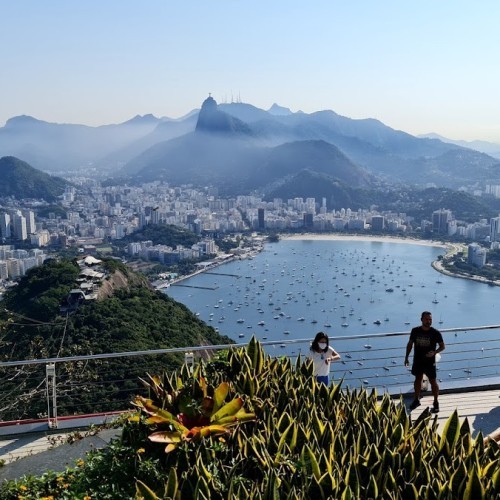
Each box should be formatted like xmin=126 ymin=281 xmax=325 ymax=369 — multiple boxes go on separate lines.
xmin=165 ymin=238 xmax=500 ymax=392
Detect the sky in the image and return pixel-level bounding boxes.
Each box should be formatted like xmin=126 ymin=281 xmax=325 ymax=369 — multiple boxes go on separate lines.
xmin=1 ymin=1 xmax=500 ymax=143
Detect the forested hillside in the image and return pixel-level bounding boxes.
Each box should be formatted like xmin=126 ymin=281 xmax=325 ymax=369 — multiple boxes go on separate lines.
xmin=0 ymin=258 xmax=232 ymax=420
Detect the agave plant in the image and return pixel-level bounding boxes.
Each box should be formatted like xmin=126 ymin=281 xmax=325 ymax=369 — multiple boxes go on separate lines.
xmin=132 ymin=373 xmax=255 ymax=453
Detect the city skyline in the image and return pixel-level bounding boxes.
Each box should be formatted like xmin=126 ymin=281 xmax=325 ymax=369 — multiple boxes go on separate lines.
xmin=1 ymin=1 xmax=500 ymax=143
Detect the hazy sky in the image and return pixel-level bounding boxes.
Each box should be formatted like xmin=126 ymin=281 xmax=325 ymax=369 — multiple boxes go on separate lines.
xmin=1 ymin=1 xmax=499 ymax=142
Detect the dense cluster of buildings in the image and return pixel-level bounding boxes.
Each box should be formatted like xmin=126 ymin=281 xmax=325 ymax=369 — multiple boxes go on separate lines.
xmin=0 ymin=245 xmax=48 ymax=281
xmin=2 ymin=181 xmax=500 ymax=281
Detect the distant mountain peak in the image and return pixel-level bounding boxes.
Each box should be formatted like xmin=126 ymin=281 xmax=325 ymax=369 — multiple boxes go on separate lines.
xmin=195 ymin=95 xmax=251 ymax=135
xmin=123 ymin=114 xmax=160 ymax=125
xmin=268 ymin=103 xmax=292 ymax=116
xmin=5 ymin=115 xmax=46 ymax=128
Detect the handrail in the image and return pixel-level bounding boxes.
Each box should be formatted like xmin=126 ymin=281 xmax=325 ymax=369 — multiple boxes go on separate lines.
xmin=1 ymin=324 xmax=500 ymax=431
xmin=1 ymin=324 xmax=499 ymax=368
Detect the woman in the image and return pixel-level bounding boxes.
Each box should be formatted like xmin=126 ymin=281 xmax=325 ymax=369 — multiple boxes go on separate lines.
xmin=309 ymin=332 xmax=341 ymax=385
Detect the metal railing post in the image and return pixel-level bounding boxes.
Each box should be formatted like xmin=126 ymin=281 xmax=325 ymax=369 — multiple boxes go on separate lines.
xmin=185 ymin=352 xmax=194 ymax=372
xmin=46 ymin=363 xmax=58 ymax=429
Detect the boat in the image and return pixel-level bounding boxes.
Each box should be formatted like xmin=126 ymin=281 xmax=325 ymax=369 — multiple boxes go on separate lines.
xmin=258 ymin=321 xmax=265 ymax=326
xmin=324 ymin=323 xmax=332 ymax=328
xmin=432 ymin=293 xmax=439 ymax=304
xmin=297 ymin=317 xmax=305 ymax=321
xmin=363 ymin=344 xmax=372 ymax=349
xmin=237 ymin=319 xmax=245 ymax=323
xmin=239 ymin=334 xmax=244 ymax=338
xmin=373 ymin=320 xmax=381 ymax=325
xmin=341 ymin=323 xmax=349 ymax=327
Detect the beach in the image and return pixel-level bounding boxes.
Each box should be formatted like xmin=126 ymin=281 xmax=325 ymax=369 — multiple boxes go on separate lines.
xmin=281 ymin=233 xmax=447 ymax=248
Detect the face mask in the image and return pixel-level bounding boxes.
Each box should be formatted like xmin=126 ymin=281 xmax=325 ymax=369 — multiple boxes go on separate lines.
xmin=318 ymin=342 xmax=327 ymax=350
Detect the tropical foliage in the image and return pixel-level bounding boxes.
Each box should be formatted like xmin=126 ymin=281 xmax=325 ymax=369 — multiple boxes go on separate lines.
xmin=2 ymin=339 xmax=499 ymax=499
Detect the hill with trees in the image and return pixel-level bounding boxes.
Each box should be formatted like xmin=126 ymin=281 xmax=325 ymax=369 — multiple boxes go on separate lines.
xmin=118 ymin=223 xmax=200 ymax=248
xmin=0 ymin=156 xmax=69 ymax=201
xmin=0 ymin=258 xmax=232 ymax=420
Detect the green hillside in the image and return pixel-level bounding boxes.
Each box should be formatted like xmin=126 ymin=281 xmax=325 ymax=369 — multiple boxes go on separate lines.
xmin=0 ymin=156 xmax=68 ymax=201
xmin=0 ymin=258 xmax=232 ymax=420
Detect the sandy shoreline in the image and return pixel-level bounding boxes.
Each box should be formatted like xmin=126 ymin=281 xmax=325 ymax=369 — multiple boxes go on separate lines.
xmin=281 ymin=233 xmax=447 ymax=248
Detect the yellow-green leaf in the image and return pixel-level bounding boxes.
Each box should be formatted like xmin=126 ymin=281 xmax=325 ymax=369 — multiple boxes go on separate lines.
xmin=148 ymin=431 xmax=182 ymax=444
xmin=463 ymin=468 xmax=485 ymax=500
xmin=135 ymin=479 xmax=160 ymax=499
xmin=440 ymin=410 xmax=460 ymax=451
xmin=165 ymin=467 xmax=178 ymax=499
xmin=213 ymin=382 xmax=230 ymax=413
xmin=210 ymin=397 xmax=243 ymax=422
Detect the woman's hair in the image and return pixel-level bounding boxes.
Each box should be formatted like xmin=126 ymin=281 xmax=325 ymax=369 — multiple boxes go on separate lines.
xmin=311 ymin=331 xmax=329 ymax=352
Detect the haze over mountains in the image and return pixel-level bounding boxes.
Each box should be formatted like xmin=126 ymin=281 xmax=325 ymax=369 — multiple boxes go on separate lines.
xmin=1 ymin=96 xmax=500 ymax=196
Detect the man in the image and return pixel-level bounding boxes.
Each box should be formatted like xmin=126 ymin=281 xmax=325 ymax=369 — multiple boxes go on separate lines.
xmin=405 ymin=311 xmax=445 ymax=413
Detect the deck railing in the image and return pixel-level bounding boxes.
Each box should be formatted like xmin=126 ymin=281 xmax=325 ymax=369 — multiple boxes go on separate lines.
xmin=1 ymin=325 xmax=500 ymax=430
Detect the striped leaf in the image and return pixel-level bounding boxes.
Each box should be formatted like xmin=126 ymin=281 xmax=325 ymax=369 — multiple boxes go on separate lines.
xmin=164 ymin=467 xmax=178 ymax=499
xmin=463 ymin=468 xmax=485 ymax=500
xmin=439 ymin=409 xmax=460 ymax=452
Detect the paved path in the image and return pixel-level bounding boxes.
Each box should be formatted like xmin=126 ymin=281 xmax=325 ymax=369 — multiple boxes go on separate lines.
xmin=406 ymin=388 xmax=500 ymax=437
xmin=0 ymin=428 xmax=121 ymax=482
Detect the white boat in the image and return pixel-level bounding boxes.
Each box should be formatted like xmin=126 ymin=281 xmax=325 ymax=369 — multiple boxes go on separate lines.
xmin=237 ymin=319 xmax=245 ymax=323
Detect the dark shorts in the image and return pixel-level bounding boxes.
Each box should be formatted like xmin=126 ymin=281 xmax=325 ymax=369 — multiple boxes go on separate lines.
xmin=412 ymin=362 xmax=437 ymax=380
xmin=316 ymin=375 xmax=329 ymax=385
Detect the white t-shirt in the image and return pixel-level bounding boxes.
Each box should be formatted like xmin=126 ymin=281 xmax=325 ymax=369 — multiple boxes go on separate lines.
xmin=309 ymin=347 xmax=335 ymax=377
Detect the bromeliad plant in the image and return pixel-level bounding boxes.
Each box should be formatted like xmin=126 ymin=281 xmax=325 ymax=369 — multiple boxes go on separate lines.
xmin=131 ymin=368 xmax=255 ymax=453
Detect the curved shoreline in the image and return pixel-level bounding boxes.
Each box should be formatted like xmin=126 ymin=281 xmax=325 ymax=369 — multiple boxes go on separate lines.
xmin=282 ymin=233 xmax=500 ymax=287
xmin=162 ymin=233 xmax=499 ymax=289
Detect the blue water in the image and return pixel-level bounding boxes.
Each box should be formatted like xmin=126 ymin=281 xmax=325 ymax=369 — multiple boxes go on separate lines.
xmin=165 ymin=239 xmax=500 ymax=391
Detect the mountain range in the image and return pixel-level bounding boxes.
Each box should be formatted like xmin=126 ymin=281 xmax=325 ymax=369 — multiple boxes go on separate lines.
xmin=2 ymin=97 xmax=500 ymax=197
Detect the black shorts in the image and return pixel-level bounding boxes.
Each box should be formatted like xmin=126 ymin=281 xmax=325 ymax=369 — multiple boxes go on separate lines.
xmin=411 ymin=362 xmax=437 ymax=380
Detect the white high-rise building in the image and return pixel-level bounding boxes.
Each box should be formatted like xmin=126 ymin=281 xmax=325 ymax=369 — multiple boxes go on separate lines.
xmin=467 ymin=243 xmax=487 ymax=268
xmin=0 ymin=212 xmax=11 ymax=238
xmin=21 ymin=209 xmax=36 ymax=235
xmin=12 ymin=213 xmax=27 ymax=241
xmin=490 ymin=216 xmax=500 ymax=242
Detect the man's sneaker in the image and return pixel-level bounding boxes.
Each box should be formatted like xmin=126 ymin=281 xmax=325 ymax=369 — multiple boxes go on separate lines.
xmin=431 ymin=402 xmax=440 ymax=413
xmin=409 ymin=399 xmax=421 ymax=411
